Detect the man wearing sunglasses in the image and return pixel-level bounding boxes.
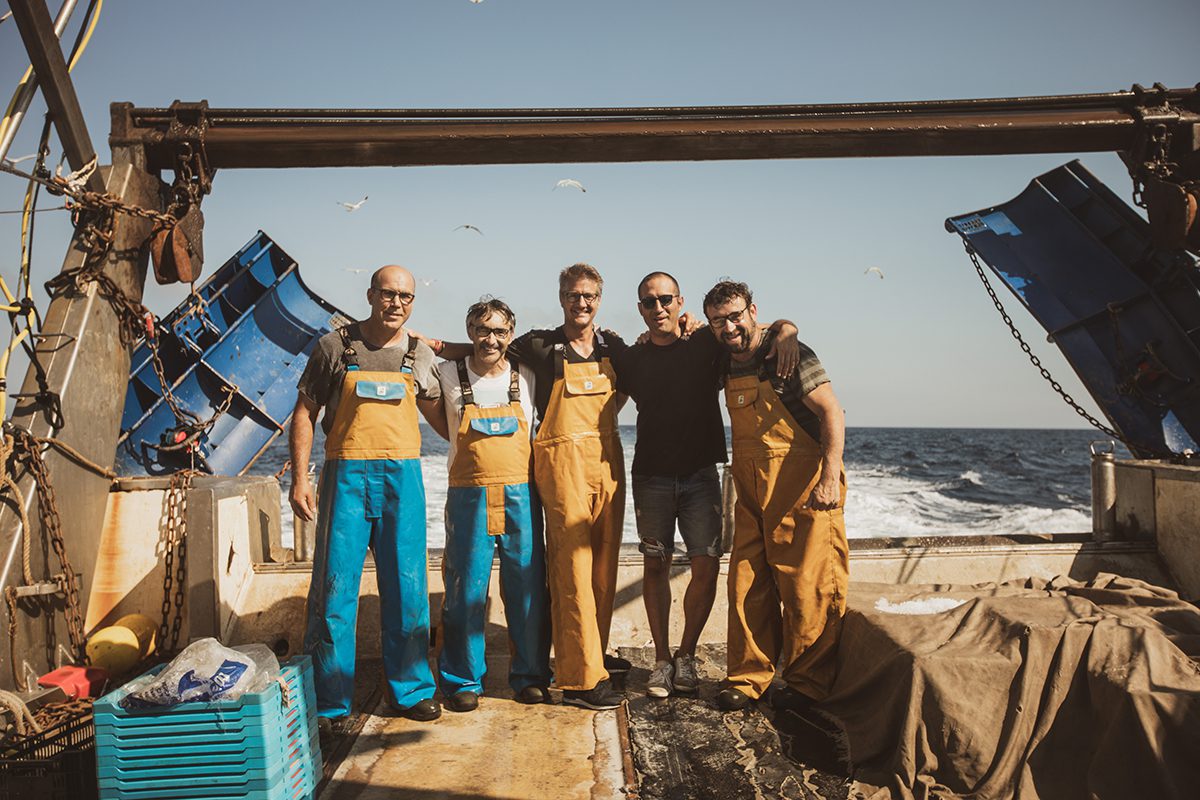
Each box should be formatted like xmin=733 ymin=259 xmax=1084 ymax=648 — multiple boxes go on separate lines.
xmin=616 ymin=272 xmax=800 ymax=700
xmin=701 ymin=280 xmax=848 ymax=715
xmin=290 ymin=265 xmax=446 ymax=728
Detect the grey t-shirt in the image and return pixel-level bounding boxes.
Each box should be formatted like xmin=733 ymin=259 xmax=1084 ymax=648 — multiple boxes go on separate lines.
xmin=297 ymin=323 xmax=441 ymax=434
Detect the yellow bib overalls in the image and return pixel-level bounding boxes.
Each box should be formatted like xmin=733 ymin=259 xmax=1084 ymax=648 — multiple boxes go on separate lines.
xmin=724 ymin=370 xmax=850 ymax=701
xmin=532 ymin=340 xmax=625 ymax=691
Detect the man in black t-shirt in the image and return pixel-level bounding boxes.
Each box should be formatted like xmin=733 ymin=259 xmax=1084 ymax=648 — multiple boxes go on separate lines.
xmin=616 ymin=272 xmax=800 ymax=700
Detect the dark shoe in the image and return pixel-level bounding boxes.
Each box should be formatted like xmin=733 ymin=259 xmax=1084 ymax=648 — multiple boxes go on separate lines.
xmin=562 ymin=679 xmax=623 ymax=710
xmin=399 ymin=698 xmax=442 ymax=721
xmin=604 ymin=653 xmax=632 ymax=674
xmin=317 ymin=715 xmax=355 ymax=736
xmin=716 ymin=687 xmax=752 ymax=712
xmin=445 ymin=691 xmax=479 ymax=713
xmin=515 ymin=685 xmax=550 ymax=705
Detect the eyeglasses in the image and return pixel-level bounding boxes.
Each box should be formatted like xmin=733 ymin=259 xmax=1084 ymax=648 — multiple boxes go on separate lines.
xmin=563 ymin=291 xmax=599 ymax=305
xmin=472 ymin=325 xmax=511 ymax=339
xmin=707 ymin=304 xmax=749 ymax=329
xmin=374 ymin=288 xmax=415 ymax=306
xmin=638 ymin=294 xmax=676 ymax=310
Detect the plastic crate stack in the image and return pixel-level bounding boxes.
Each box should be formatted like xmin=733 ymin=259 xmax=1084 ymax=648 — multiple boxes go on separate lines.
xmin=92 ymin=655 xmax=321 ymax=800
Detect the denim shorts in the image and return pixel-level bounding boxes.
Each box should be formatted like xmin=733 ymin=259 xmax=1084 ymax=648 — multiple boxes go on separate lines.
xmin=632 ymin=464 xmax=723 ymax=559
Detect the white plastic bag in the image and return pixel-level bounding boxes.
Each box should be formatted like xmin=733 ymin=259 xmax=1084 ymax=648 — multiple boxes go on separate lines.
xmin=119 ymin=638 xmax=280 ymax=709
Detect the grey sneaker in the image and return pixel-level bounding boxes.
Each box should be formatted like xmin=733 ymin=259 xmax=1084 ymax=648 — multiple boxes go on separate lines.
xmin=647 ymin=660 xmax=674 ymax=699
xmin=673 ymin=653 xmax=699 ymax=694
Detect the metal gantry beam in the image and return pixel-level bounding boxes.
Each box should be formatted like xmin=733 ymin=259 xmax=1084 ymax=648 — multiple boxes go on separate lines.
xmin=111 ymin=87 xmax=1200 ymax=171
xmin=8 ymin=0 xmax=104 ymax=192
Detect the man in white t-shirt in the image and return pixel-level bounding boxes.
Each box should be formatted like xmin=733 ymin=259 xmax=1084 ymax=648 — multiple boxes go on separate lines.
xmin=428 ymin=298 xmax=551 ymax=710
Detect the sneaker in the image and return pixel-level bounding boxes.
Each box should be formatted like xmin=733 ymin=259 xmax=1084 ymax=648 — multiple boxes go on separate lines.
xmin=672 ymin=653 xmax=699 ymax=695
xmin=562 ymin=679 xmax=623 ymax=710
xmin=445 ymin=691 xmax=479 ymax=713
xmin=604 ymin=653 xmax=632 ymax=674
xmin=515 ymin=685 xmax=551 ymax=705
xmin=715 ymin=687 xmax=751 ymax=712
xmin=646 ymin=661 xmax=674 ymax=699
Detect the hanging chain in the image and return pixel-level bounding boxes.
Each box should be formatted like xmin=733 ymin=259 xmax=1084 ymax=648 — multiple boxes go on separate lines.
xmin=7 ymin=427 xmax=87 ymax=662
xmin=963 ymin=242 xmax=1127 ymax=440
xmin=158 ymin=470 xmax=194 ymax=655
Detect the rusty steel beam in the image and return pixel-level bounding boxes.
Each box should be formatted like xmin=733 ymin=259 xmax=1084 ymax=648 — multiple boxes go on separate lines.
xmin=8 ymin=0 xmax=104 ymax=192
xmin=111 ymin=87 xmax=1200 ymax=170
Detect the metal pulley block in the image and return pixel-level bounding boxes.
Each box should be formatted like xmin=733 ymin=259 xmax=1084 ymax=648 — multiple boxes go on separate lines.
xmin=1142 ymin=174 xmax=1200 ymax=252
xmin=149 ymin=204 xmax=205 ymax=284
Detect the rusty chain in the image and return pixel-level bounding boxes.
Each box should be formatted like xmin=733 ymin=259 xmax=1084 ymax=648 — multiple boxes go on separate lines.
xmin=6 ymin=427 xmax=87 ymax=663
xmin=158 ymin=469 xmax=195 ymax=655
xmin=963 ymin=242 xmax=1128 ymax=438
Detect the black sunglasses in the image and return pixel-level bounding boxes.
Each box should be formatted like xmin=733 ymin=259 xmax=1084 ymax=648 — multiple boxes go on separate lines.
xmin=639 ymin=294 xmax=676 ymax=310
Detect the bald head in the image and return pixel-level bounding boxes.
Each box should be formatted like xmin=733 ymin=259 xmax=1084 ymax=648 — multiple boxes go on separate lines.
xmin=371 ymin=264 xmax=415 ymax=292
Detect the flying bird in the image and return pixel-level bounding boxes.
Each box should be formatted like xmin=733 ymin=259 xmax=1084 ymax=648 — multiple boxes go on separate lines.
xmin=469 ymin=0 xmax=484 ymax=4
xmin=454 ymin=224 xmax=484 ymax=235
xmin=864 ymin=267 xmax=885 ymax=279
xmin=554 ymin=179 xmax=586 ymax=193
xmin=343 ymin=268 xmax=368 ymax=274
xmin=337 ymin=196 xmax=369 ymax=212
xmin=419 ymin=278 xmax=438 ymax=287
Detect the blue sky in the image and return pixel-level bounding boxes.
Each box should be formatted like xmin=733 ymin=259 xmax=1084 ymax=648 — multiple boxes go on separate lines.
xmin=2 ymin=0 xmax=1197 ymax=428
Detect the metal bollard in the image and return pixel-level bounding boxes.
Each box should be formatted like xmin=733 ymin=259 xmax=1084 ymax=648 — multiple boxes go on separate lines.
xmin=1090 ymin=441 xmax=1117 ymax=542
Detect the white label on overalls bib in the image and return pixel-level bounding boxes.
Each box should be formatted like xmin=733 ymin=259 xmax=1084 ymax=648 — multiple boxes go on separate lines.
xmin=737 ymin=394 xmax=745 ymax=405
xmin=490 ymin=422 xmax=500 ymax=432
xmin=377 ymin=385 xmax=387 ymax=397
xmin=584 ymin=380 xmax=594 ymax=390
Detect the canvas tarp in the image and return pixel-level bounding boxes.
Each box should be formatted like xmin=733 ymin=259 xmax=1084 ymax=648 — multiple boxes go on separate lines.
xmin=823 ymin=575 xmax=1200 ymax=800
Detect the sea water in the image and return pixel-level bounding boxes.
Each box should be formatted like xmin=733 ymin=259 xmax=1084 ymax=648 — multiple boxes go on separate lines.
xmin=250 ymin=427 xmax=1105 ymax=549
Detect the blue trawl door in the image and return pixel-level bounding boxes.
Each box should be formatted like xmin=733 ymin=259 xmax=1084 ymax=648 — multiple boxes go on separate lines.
xmin=116 ymin=231 xmax=350 ymax=476
xmin=946 ymin=160 xmax=1200 ymax=457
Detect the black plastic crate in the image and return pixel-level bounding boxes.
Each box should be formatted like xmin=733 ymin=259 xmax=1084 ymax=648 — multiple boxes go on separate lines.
xmin=0 ymin=706 xmax=97 ymax=800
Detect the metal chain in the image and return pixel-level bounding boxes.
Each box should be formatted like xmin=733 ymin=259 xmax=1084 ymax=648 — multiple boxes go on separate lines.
xmin=963 ymin=242 xmax=1127 ymax=440
xmin=0 ymin=160 xmax=176 ymax=227
xmin=8 ymin=427 xmax=87 ymax=661
xmin=158 ymin=470 xmax=194 ymax=655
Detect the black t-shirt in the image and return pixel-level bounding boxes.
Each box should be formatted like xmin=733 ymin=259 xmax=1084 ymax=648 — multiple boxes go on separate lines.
xmin=615 ymin=328 xmax=727 ymax=478
xmin=507 ymin=326 xmax=628 ymax=424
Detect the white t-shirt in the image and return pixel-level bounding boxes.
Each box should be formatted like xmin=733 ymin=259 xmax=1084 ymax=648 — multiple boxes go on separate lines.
xmin=436 ymin=358 xmax=537 ymax=469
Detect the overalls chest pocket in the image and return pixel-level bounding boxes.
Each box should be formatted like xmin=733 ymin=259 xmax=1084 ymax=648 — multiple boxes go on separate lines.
xmin=563 ymin=372 xmax=611 ymax=397
xmin=725 ymin=381 xmax=760 ymax=411
xmin=355 ymin=380 xmax=407 ymax=402
xmin=469 ymin=416 xmax=519 ymax=436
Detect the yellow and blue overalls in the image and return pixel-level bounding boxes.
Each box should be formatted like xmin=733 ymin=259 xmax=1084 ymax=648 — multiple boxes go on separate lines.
xmin=439 ymin=361 xmax=551 ymax=696
xmin=724 ymin=369 xmax=849 ymax=701
xmin=532 ymin=338 xmax=624 ymax=691
xmin=304 ymin=330 xmax=436 ymax=717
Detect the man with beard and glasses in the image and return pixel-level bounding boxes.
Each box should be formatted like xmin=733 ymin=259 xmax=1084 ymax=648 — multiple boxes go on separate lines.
xmin=702 ymin=280 xmax=849 ymax=715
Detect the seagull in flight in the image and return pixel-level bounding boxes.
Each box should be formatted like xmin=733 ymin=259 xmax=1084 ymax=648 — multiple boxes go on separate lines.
xmin=454 ymin=224 xmax=484 ymax=235
xmin=419 ymin=278 xmax=438 ymax=287
xmin=343 ymin=268 xmax=369 ymax=274
xmin=554 ymin=179 xmax=586 ymax=193
xmin=337 ymin=196 xmax=369 ymax=212
xmin=469 ymin=0 xmax=484 ymax=4
xmin=864 ymin=267 xmax=885 ymax=279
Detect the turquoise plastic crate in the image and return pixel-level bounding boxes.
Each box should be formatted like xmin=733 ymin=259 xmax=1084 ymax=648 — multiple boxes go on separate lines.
xmin=93 ymin=656 xmax=321 ymax=800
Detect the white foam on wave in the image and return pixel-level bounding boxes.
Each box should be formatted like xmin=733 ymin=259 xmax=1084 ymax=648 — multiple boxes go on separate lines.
xmin=279 ymin=456 xmax=1092 ymax=551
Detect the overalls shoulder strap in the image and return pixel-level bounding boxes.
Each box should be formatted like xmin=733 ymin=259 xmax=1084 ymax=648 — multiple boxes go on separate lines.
xmin=402 ymin=334 xmax=419 ymax=373
xmin=553 ymin=343 xmax=566 ymax=381
xmin=508 ymin=365 xmax=521 ymax=403
xmin=456 ymin=359 xmax=476 ymax=407
xmin=338 ymin=324 xmax=360 ymax=371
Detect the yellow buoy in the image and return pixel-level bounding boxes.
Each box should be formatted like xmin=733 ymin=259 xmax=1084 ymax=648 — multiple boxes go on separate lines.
xmin=87 ymin=613 xmax=157 ymax=675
